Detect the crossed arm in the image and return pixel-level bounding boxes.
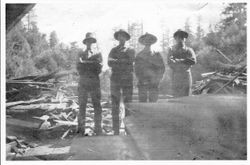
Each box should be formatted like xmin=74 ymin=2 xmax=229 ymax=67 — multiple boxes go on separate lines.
xmin=79 ymin=53 xmax=103 ymax=64
xmin=108 ymin=48 xmax=135 ymax=67
xmin=168 ymin=48 xmax=196 ymax=67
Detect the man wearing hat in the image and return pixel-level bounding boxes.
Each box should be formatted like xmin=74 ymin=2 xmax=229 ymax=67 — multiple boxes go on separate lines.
xmin=76 ymin=32 xmax=103 ymax=136
xmin=135 ymin=33 xmax=165 ymax=102
xmin=108 ymin=29 xmax=135 ymax=135
xmin=167 ymin=29 xmax=196 ymax=97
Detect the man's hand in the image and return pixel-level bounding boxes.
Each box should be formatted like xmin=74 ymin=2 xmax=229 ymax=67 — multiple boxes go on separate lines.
xmin=175 ymin=59 xmax=185 ymax=62
xmin=108 ymin=58 xmax=118 ymax=63
xmin=80 ymin=58 xmax=95 ymax=63
xmin=171 ymin=58 xmax=185 ymax=63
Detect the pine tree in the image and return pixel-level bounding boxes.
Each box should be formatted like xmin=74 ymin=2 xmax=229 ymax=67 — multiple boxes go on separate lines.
xmin=161 ymin=29 xmax=170 ymax=52
xmin=184 ymin=18 xmax=194 ymax=47
xmin=127 ymin=21 xmax=143 ymax=52
xmin=221 ymin=3 xmax=246 ymax=29
xmin=49 ymin=31 xmax=58 ymax=48
xmin=196 ymin=16 xmax=204 ymax=42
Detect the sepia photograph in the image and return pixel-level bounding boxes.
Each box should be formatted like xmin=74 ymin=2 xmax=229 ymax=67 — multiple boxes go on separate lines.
xmin=1 ymin=0 xmax=248 ymax=163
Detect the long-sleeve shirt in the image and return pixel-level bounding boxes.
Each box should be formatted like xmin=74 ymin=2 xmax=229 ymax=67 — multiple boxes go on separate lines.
xmin=167 ymin=45 xmax=196 ymax=72
xmin=108 ymin=45 xmax=135 ymax=76
xmin=167 ymin=45 xmax=197 ymax=97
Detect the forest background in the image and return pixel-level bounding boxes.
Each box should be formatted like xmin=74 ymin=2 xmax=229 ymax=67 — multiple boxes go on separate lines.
xmin=6 ymin=3 xmax=247 ymax=95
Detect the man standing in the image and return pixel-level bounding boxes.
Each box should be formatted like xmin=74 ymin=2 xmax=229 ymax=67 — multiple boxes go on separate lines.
xmin=135 ymin=33 xmax=165 ymax=102
xmin=77 ymin=32 xmax=103 ymax=136
xmin=108 ymin=29 xmax=135 ymax=135
xmin=167 ymin=29 xmax=197 ymax=97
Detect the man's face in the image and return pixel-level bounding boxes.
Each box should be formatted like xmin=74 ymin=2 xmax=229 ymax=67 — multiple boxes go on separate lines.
xmin=117 ymin=34 xmax=127 ymax=43
xmin=85 ymin=40 xmax=93 ymax=48
xmin=174 ymin=36 xmax=185 ymax=45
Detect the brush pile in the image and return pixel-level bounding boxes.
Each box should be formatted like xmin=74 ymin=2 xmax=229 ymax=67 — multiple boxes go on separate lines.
xmin=192 ymin=66 xmax=246 ymax=94
xmin=6 ymin=70 xmax=121 ymax=159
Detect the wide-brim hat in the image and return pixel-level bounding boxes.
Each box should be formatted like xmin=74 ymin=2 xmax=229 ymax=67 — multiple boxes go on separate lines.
xmin=138 ymin=33 xmax=157 ymax=45
xmin=83 ymin=32 xmax=97 ymax=44
xmin=114 ymin=29 xmax=130 ymax=41
xmin=173 ymin=29 xmax=188 ymax=39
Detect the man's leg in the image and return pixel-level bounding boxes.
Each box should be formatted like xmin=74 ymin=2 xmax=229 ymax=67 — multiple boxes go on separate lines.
xmin=111 ymin=80 xmax=121 ymax=135
xmin=78 ymin=84 xmax=88 ymax=135
xmin=90 ymin=85 xmax=103 ymax=135
xmin=149 ymin=84 xmax=159 ymax=102
xmin=138 ymin=83 xmax=148 ymax=102
xmin=123 ymin=84 xmax=133 ymax=103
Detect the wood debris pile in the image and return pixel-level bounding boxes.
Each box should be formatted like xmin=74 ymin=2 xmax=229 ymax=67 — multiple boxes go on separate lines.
xmin=192 ymin=66 xmax=246 ymax=95
xmin=6 ymin=136 xmax=38 ymax=160
xmin=6 ymin=71 xmax=121 ymax=159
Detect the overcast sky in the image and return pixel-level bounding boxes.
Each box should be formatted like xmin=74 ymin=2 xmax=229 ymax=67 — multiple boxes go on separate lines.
xmin=28 ymin=1 xmax=226 ymax=69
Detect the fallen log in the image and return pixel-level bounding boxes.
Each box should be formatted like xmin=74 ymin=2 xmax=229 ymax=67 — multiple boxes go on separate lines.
xmin=6 ymin=97 xmax=48 ymax=108
xmin=8 ymin=103 xmax=68 ymax=112
xmin=33 ymin=71 xmax=58 ymax=82
xmin=201 ymin=72 xmax=216 ymax=77
xmin=54 ymin=120 xmax=77 ymax=126
xmin=61 ymin=129 xmax=71 ymax=139
xmin=215 ymin=48 xmax=233 ymax=64
xmin=7 ymin=80 xmax=54 ymax=86
xmin=6 ymin=136 xmax=18 ymax=142
xmin=214 ymin=65 xmax=247 ymax=94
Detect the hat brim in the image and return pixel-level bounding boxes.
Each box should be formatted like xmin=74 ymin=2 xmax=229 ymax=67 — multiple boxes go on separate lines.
xmin=114 ymin=31 xmax=130 ymax=41
xmin=83 ymin=37 xmax=97 ymax=44
xmin=139 ymin=35 xmax=157 ymax=45
xmin=174 ymin=31 xmax=188 ymax=39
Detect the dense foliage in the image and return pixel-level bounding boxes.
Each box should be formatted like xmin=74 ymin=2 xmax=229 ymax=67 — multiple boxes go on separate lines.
xmin=6 ymin=17 xmax=80 ymax=79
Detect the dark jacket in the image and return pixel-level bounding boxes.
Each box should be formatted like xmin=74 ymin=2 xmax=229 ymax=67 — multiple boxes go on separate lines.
xmin=76 ymin=50 xmax=102 ymax=87
xmin=135 ymin=50 xmax=165 ymax=85
xmin=108 ymin=45 xmax=135 ymax=79
xmin=77 ymin=50 xmax=102 ymax=76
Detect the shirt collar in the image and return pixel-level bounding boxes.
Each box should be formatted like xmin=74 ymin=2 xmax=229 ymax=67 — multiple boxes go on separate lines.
xmin=174 ymin=44 xmax=187 ymax=51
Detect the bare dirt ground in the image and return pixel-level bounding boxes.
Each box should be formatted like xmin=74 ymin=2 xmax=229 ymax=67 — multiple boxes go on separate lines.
xmin=125 ymin=95 xmax=246 ymax=160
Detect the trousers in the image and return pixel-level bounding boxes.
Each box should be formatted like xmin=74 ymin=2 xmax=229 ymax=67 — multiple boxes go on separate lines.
xmin=110 ymin=73 xmax=133 ymax=135
xmin=172 ymin=70 xmax=192 ymax=97
xmin=78 ymin=77 xmax=102 ymax=135
xmin=138 ymin=83 xmax=159 ymax=102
